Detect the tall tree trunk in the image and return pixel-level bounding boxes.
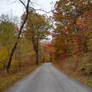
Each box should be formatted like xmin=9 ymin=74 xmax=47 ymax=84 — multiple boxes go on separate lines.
xmin=36 ymin=50 xmax=39 ymax=65
xmin=32 ymin=36 xmax=39 ymax=65
xmin=36 ymin=39 xmax=39 ymax=65
xmin=7 ymin=42 xmax=18 ymax=72
xmin=6 ymin=0 xmax=30 ymax=73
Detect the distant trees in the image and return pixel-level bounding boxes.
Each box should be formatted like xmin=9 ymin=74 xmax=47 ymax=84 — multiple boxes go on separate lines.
xmin=41 ymin=42 xmax=55 ymax=62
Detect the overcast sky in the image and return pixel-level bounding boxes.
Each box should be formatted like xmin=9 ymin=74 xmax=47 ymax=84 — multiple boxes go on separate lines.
xmin=0 ymin=0 xmax=57 ymax=18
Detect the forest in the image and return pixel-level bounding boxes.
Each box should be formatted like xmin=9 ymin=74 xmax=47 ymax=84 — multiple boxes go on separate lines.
xmin=0 ymin=0 xmax=92 ymax=91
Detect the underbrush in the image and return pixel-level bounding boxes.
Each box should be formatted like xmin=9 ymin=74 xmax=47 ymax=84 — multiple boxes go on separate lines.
xmin=54 ymin=53 xmax=92 ymax=87
xmin=0 ymin=60 xmax=38 ymax=92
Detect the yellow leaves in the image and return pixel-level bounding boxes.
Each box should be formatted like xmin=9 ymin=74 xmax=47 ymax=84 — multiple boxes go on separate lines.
xmin=26 ymin=12 xmax=50 ymax=41
xmin=73 ymin=55 xmax=77 ymax=60
xmin=0 ymin=47 xmax=8 ymax=64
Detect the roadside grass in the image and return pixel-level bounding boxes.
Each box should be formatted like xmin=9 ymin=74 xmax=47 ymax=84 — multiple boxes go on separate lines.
xmin=53 ymin=54 xmax=92 ymax=88
xmin=87 ymin=80 xmax=92 ymax=84
xmin=0 ymin=65 xmax=38 ymax=92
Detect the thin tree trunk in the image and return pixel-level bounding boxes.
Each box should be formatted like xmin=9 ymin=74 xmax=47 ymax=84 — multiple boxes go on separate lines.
xmin=7 ymin=0 xmax=30 ymax=72
xmin=32 ymin=36 xmax=39 ymax=65
xmin=36 ymin=39 xmax=39 ymax=65
xmin=50 ymin=54 xmax=52 ymax=62
xmin=7 ymin=42 xmax=18 ymax=72
xmin=74 ymin=58 xmax=79 ymax=72
xmin=36 ymin=51 xmax=39 ymax=65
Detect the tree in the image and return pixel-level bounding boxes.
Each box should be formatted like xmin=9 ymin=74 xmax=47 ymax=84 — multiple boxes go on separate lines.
xmin=77 ymin=10 xmax=92 ymax=52
xmin=25 ymin=12 xmax=50 ymax=65
xmin=54 ymin=0 xmax=92 ymax=26
xmin=0 ymin=20 xmax=16 ymax=49
xmin=7 ymin=0 xmax=31 ymax=72
xmin=0 ymin=18 xmax=17 ymax=70
xmin=53 ymin=0 xmax=92 ymax=57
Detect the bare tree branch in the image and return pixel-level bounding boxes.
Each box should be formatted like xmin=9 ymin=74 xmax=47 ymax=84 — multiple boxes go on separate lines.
xmin=19 ymin=0 xmax=26 ymax=8
xmin=35 ymin=8 xmax=53 ymax=14
xmin=30 ymin=1 xmax=40 ymax=6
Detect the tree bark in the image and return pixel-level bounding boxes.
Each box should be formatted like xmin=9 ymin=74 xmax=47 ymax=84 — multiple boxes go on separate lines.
xmin=36 ymin=39 xmax=39 ymax=65
xmin=32 ymin=36 xmax=39 ymax=65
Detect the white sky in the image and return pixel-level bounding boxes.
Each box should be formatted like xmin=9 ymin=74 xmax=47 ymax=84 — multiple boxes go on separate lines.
xmin=0 ymin=0 xmax=57 ymax=40
xmin=0 ymin=0 xmax=57 ymax=18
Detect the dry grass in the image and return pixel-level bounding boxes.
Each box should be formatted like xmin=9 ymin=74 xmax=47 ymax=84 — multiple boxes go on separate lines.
xmin=0 ymin=64 xmax=38 ymax=92
xmin=54 ymin=54 xmax=92 ymax=88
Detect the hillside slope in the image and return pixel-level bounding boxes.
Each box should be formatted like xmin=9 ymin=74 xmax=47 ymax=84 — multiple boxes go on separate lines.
xmin=54 ymin=53 xmax=92 ymax=87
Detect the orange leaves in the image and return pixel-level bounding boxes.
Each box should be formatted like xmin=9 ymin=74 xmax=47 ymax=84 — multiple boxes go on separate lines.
xmin=52 ymin=0 xmax=92 ymax=59
xmin=41 ymin=42 xmax=56 ymax=55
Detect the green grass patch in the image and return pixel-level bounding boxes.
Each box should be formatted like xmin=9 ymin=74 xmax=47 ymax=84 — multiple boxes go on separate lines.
xmin=87 ymin=80 xmax=92 ymax=84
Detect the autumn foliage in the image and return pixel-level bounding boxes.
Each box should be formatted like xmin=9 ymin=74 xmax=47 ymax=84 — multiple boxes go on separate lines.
xmin=52 ymin=0 xmax=92 ymax=59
